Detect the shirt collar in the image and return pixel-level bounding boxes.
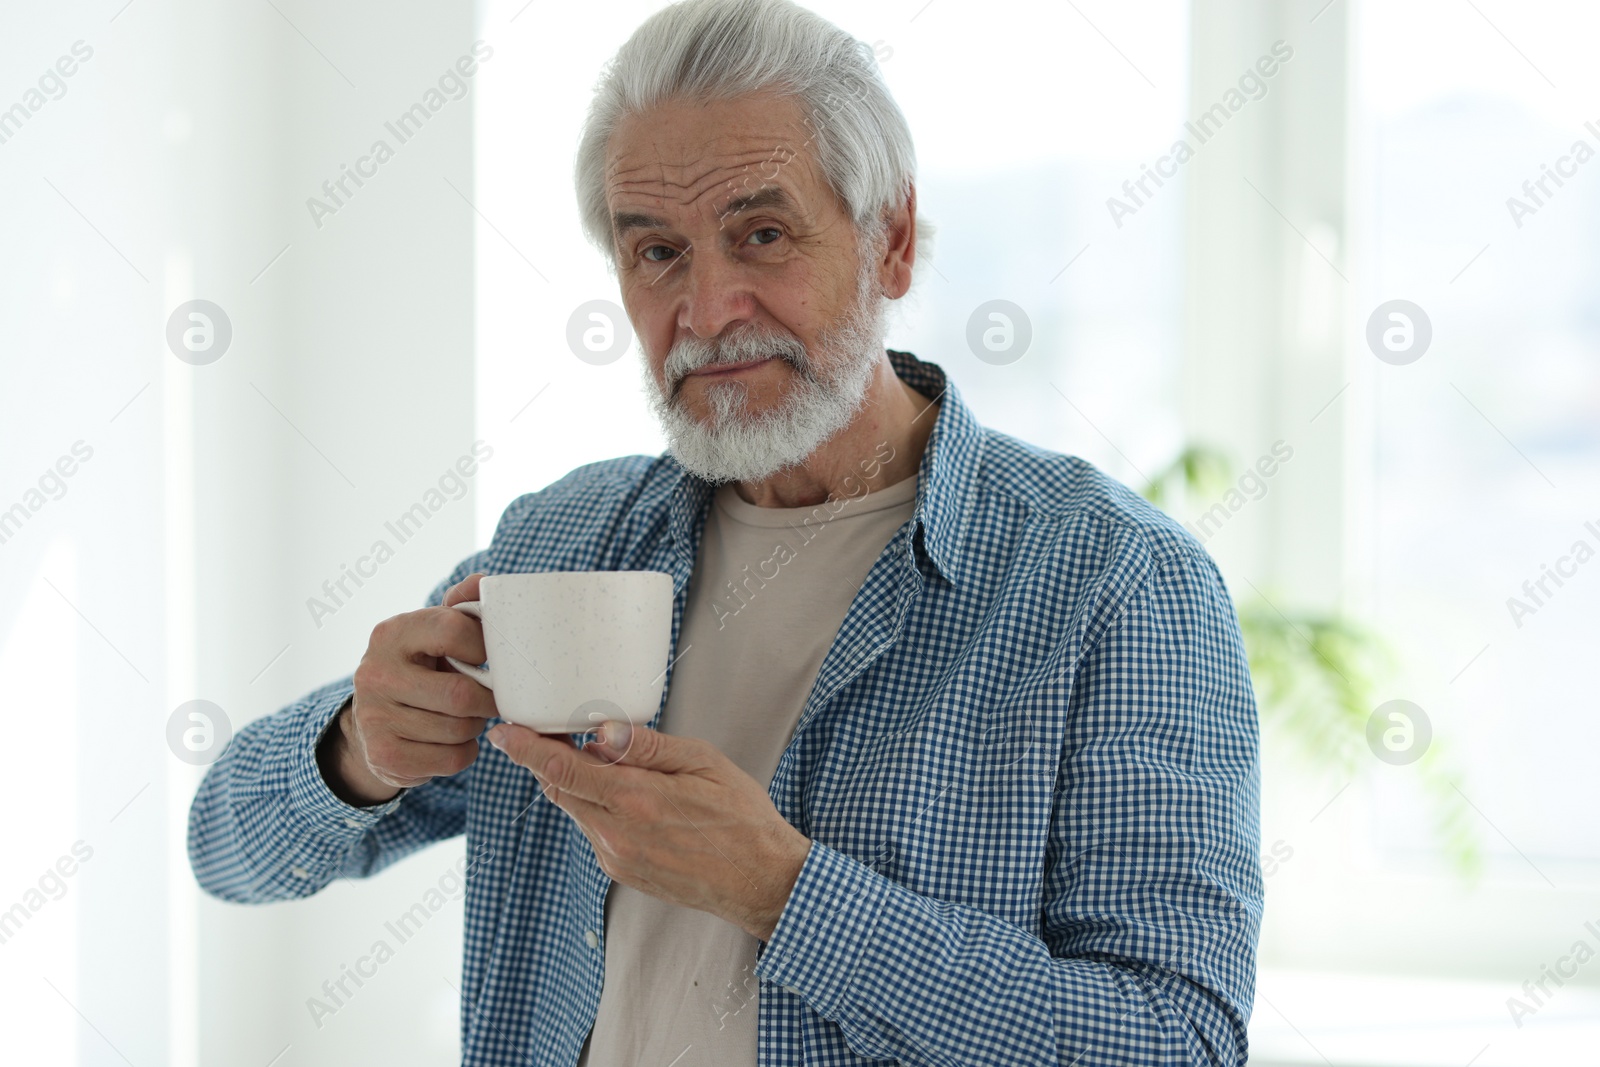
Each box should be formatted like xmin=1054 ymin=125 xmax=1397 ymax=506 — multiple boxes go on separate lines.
xmin=666 ymin=349 xmax=983 ymax=590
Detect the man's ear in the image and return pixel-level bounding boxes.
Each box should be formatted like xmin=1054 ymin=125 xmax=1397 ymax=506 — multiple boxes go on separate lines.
xmin=877 ymin=184 xmax=917 ymax=301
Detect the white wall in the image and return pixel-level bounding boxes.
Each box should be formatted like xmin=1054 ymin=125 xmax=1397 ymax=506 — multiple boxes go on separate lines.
xmin=1 ymin=1 xmax=480 ymax=1063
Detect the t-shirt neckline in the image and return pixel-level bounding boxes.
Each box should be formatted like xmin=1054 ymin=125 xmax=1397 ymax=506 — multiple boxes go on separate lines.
xmin=713 ymin=472 xmax=919 ymax=529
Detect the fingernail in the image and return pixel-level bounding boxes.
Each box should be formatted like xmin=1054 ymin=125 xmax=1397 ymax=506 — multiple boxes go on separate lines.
xmin=600 ymin=721 xmax=632 ymax=753
xmin=487 ymin=727 xmax=507 ymax=750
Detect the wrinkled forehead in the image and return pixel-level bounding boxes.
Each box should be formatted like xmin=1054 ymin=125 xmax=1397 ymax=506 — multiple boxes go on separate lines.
xmin=602 ymin=92 xmax=835 ymax=222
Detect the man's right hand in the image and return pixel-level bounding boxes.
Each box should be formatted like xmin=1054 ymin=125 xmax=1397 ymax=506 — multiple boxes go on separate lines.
xmin=318 ymin=572 xmax=498 ymax=807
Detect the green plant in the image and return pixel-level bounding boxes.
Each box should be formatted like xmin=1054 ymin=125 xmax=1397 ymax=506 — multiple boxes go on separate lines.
xmin=1141 ymin=446 xmax=1482 ymax=879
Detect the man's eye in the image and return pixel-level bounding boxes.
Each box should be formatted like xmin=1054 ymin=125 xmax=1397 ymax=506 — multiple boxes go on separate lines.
xmin=747 ymin=227 xmax=782 ymax=246
xmin=641 ymin=245 xmax=677 ymax=262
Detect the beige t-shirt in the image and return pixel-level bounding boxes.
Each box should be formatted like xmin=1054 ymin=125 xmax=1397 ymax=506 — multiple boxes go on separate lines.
xmin=576 ymin=471 xmax=920 ymax=1067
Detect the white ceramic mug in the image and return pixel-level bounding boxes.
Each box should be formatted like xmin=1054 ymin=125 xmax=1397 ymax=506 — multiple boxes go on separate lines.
xmin=443 ymin=571 xmax=674 ymax=734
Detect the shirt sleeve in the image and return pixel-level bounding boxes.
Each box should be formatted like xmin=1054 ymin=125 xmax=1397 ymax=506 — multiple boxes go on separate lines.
xmin=187 ymin=548 xmax=493 ymax=904
xmin=754 ymin=550 xmax=1264 ymax=1066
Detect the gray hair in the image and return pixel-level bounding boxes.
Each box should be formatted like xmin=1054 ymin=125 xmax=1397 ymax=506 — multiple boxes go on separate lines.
xmin=574 ymin=0 xmax=932 ymax=279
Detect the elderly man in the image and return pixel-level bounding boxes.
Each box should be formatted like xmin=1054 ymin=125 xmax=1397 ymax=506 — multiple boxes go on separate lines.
xmin=189 ymin=0 xmax=1263 ymax=1063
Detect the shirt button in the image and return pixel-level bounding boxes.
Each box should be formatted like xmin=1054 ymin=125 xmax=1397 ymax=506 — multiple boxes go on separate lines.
xmin=782 ymin=985 xmax=799 ymax=995
xmin=290 ymin=865 xmax=311 ymax=879
xmin=344 ymin=818 xmax=363 ymax=829
xmin=584 ymin=929 xmax=600 ymax=949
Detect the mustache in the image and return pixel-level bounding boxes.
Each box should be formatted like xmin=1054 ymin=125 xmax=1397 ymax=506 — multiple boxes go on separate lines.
xmin=663 ymin=325 xmax=812 ymax=398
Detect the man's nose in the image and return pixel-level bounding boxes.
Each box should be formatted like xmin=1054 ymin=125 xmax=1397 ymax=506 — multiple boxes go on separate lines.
xmin=677 ymin=249 xmax=757 ymax=340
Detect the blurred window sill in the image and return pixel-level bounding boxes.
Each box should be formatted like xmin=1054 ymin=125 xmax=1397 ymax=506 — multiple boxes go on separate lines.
xmin=1249 ymin=967 xmax=1600 ymax=1067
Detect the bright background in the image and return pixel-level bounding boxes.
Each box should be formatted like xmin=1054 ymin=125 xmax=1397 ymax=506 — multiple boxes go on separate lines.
xmin=0 ymin=0 xmax=1595 ymax=1064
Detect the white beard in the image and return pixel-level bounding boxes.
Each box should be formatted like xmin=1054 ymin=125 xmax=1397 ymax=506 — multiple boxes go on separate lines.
xmin=641 ymin=252 xmax=887 ymax=485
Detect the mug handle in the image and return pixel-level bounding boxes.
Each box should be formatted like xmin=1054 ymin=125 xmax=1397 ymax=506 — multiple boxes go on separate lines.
xmin=442 ymin=601 xmax=494 ymax=689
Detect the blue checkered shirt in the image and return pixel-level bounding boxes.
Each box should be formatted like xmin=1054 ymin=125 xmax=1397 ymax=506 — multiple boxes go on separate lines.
xmin=190 ymin=349 xmax=1263 ymax=1065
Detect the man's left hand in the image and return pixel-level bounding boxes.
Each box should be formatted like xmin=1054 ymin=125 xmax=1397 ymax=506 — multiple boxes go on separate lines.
xmin=486 ymin=720 xmax=812 ymax=942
